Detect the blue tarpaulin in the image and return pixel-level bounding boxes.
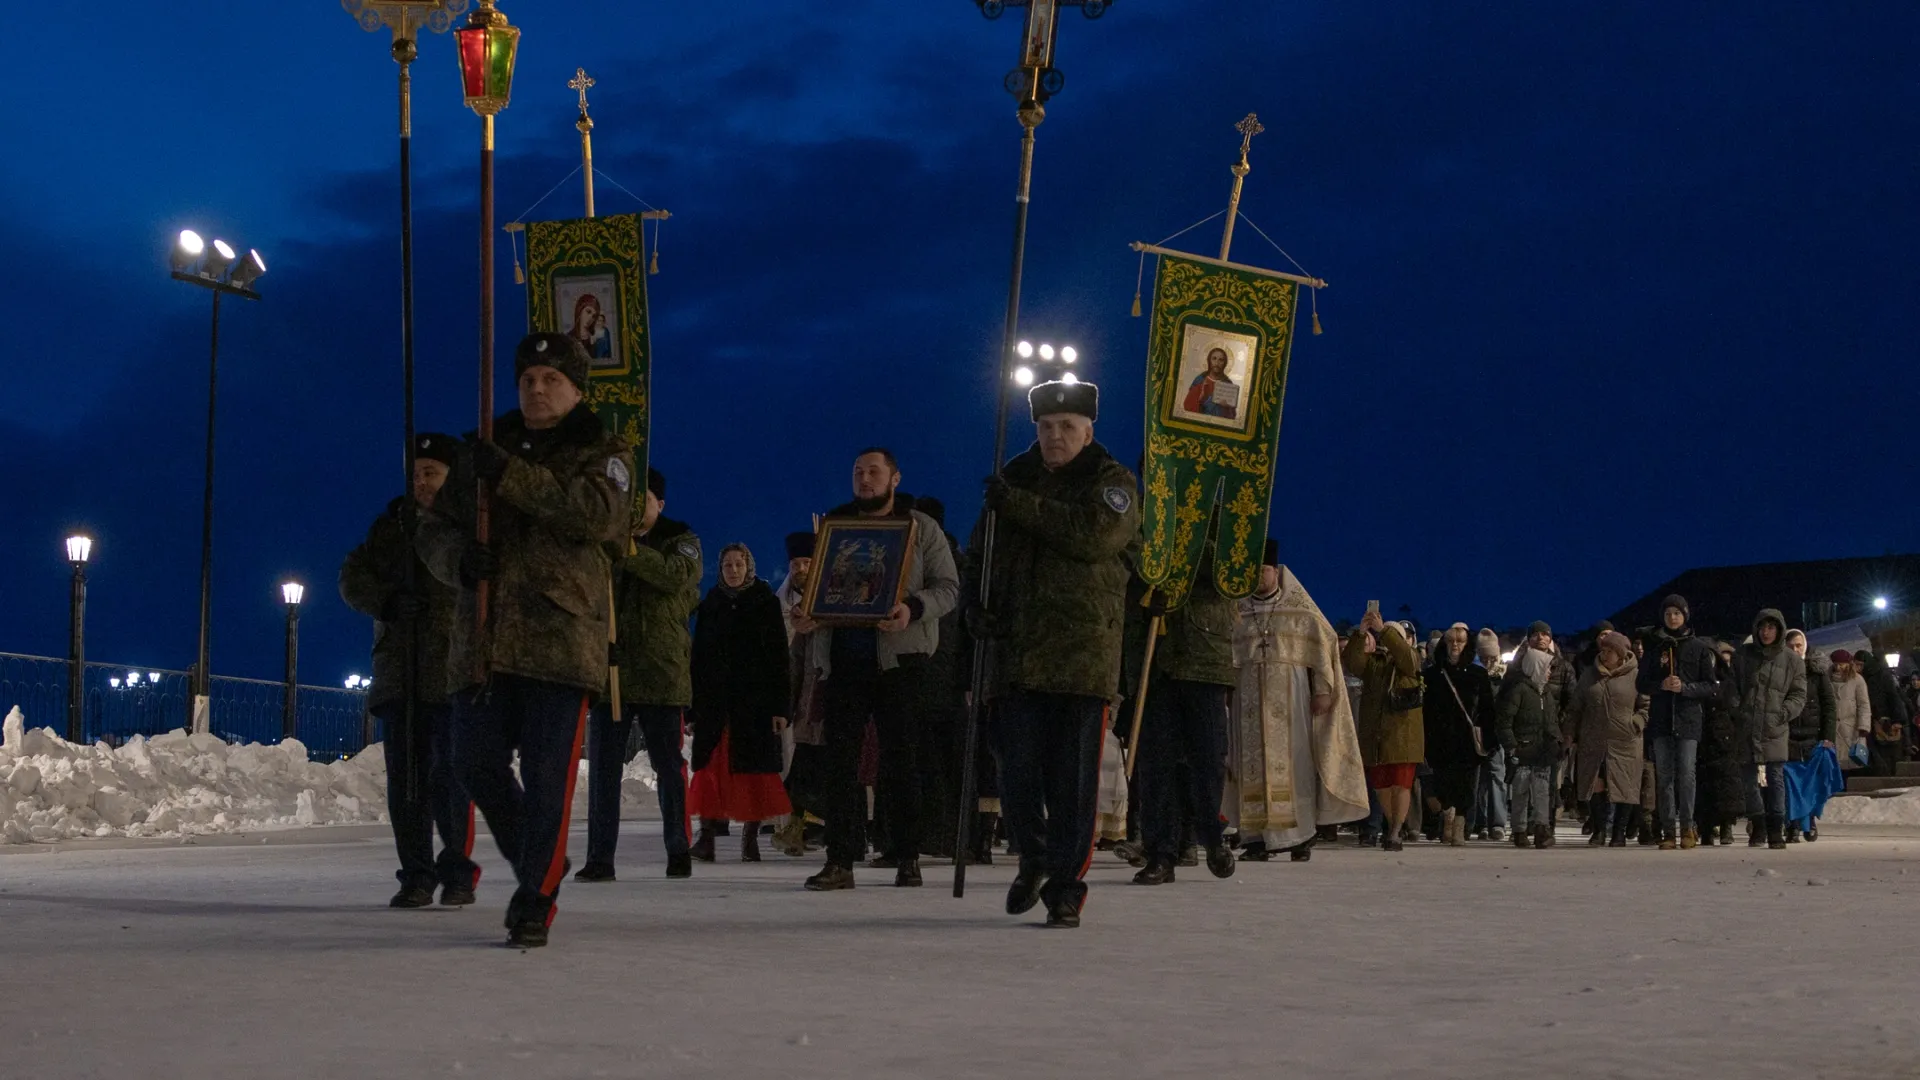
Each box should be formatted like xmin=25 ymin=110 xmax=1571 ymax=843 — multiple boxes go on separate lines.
xmin=1785 ymin=745 xmax=1846 ymax=828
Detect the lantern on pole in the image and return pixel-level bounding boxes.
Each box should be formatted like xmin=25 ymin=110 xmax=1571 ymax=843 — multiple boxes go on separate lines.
xmin=452 ymin=0 xmax=518 ymax=651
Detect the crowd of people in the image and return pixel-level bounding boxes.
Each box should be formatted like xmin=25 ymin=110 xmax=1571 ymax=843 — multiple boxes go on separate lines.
xmin=337 ymin=332 xmax=1920 ymax=947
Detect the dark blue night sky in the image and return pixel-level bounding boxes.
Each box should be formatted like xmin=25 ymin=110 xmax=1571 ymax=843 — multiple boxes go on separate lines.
xmin=4 ymin=2 xmax=1917 ymax=690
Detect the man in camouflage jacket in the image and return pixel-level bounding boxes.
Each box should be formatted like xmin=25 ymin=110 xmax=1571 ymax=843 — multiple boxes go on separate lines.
xmin=338 ymin=431 xmax=477 ymax=909
xmin=418 ymin=332 xmax=633 ymax=948
xmin=575 ymin=466 xmax=702 ymax=883
xmin=971 ymin=378 xmax=1139 ymax=929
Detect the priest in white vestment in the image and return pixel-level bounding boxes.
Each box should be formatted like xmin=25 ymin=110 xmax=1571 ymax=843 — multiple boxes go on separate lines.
xmin=1225 ymin=543 xmax=1369 ymax=860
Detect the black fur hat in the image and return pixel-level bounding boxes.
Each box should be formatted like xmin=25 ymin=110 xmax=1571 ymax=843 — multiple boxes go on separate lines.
xmin=646 ymin=467 xmax=666 ymax=501
xmin=1261 ymin=538 xmax=1279 ymax=567
xmin=1028 ymin=379 xmax=1098 ymax=422
xmin=414 ymin=432 xmax=459 ymax=467
xmin=514 ymin=332 xmax=590 ymax=391
xmin=785 ymin=531 xmax=816 ymax=561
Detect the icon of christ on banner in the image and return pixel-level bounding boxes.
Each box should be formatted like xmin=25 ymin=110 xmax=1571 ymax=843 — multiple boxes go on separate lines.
xmin=1171 ymin=323 xmax=1258 ymax=433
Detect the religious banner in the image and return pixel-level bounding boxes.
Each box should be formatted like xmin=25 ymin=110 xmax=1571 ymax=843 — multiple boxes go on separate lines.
xmin=1136 ymin=247 xmax=1301 ymax=609
xmin=525 ymin=212 xmax=651 ymax=487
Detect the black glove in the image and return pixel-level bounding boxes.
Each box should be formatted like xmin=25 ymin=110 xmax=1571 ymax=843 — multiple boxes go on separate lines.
xmin=382 ymin=589 xmax=428 ymax=622
xmin=964 ymin=604 xmax=998 ymax=641
xmin=458 ymin=541 xmax=497 ymax=586
xmin=982 ymin=473 xmax=1012 ymax=512
xmin=469 ymin=437 xmax=511 ymax=487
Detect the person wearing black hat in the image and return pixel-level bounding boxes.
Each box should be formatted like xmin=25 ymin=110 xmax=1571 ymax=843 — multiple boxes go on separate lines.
xmin=340 ymin=432 xmax=478 ymax=909
xmin=417 ymin=332 xmax=634 ymax=947
xmin=972 ymin=379 xmax=1139 ymax=927
xmin=575 ymin=466 xmax=703 ymax=883
xmin=773 ymin=530 xmax=827 ymax=856
xmin=1635 ymin=594 xmax=1720 ymax=849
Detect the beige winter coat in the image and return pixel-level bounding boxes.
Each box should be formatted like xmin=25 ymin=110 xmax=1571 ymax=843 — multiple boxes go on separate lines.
xmin=1833 ymin=670 xmax=1872 ymax=768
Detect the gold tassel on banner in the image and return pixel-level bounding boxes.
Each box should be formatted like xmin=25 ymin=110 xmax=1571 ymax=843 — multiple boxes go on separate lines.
xmin=1130 ymin=249 xmax=1147 ymax=317
xmin=1131 ymin=291 xmax=1142 ymax=318
xmin=1311 ymin=288 xmax=1323 ymax=335
xmin=649 ymin=248 xmax=659 ymax=275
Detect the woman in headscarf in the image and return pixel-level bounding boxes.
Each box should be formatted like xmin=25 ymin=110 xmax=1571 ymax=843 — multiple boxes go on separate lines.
xmin=1858 ymin=649 xmax=1913 ymax=778
xmin=1495 ymin=642 xmax=1562 ymax=848
xmin=687 ymin=543 xmax=793 ymax=861
xmin=1694 ymin=640 xmax=1746 ymax=846
xmin=1830 ymin=650 xmax=1872 ymax=776
xmin=1422 ymin=623 xmax=1491 ymax=846
xmin=1567 ymin=631 xmax=1646 ymax=846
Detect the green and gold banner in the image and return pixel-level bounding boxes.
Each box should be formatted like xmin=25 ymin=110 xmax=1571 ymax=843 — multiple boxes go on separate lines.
xmin=525 ymin=212 xmax=651 ymax=487
xmin=1137 ymin=248 xmax=1301 ymax=608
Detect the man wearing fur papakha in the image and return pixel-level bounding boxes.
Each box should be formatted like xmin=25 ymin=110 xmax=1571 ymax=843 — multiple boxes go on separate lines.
xmin=968 ymin=378 xmax=1139 ymax=929
xmin=418 ymin=331 xmax=634 ymax=949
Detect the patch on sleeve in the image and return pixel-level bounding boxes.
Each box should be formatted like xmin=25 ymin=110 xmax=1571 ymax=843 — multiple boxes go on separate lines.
xmin=606 ymin=457 xmax=631 ymax=493
xmin=674 ymin=537 xmax=699 ymax=560
xmin=1101 ymin=486 xmax=1133 ymax=514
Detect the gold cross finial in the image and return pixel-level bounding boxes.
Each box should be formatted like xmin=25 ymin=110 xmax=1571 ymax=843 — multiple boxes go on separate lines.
xmin=569 ymin=67 xmax=595 ymax=116
xmin=1235 ymin=112 xmax=1264 ymax=160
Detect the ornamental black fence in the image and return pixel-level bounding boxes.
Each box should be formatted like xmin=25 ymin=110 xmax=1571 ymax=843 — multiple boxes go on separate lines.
xmin=0 ymin=653 xmax=370 ymax=761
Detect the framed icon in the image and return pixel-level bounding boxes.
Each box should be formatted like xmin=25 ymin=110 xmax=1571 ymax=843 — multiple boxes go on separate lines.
xmin=801 ymin=517 xmax=919 ymax=626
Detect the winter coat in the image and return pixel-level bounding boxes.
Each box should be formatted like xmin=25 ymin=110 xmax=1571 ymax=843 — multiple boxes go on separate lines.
xmin=1695 ymin=653 xmax=1749 ymax=820
xmin=418 ymin=404 xmax=634 ymax=696
xmin=806 ymin=492 xmax=960 ymax=677
xmin=1153 ymin=568 xmax=1237 ymax=687
xmin=610 ymin=517 xmax=701 ymax=708
xmin=973 ymin=441 xmax=1140 ymax=702
xmin=1787 ymin=655 xmax=1837 ymax=760
xmin=1422 ymin=647 xmax=1492 ymax=771
xmin=1863 ymin=652 xmax=1912 ymax=749
xmin=338 ymin=496 xmax=457 ymax=710
xmin=1726 ymin=610 xmax=1808 ymax=765
xmin=1495 ymin=649 xmax=1563 ymax=768
xmin=1832 ymin=670 xmax=1873 ymax=764
xmin=1569 ymin=655 xmax=1646 ymax=800
xmin=690 ymin=580 xmax=790 ymax=775
xmin=1638 ymin=624 xmax=1719 ymax=741
xmin=1342 ymin=624 xmax=1423 ymax=767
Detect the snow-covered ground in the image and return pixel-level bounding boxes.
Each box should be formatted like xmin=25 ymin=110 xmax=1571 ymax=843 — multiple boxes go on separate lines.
xmin=3 ymin=818 xmax=1918 ymax=1079
xmin=1823 ymin=789 xmax=1920 ymax=825
xmin=0 ymin=707 xmax=658 ymax=845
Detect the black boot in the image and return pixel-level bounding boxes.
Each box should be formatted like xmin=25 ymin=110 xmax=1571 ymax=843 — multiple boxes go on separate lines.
xmin=1006 ymin=865 xmax=1046 ymax=915
xmin=1767 ymin=815 xmax=1787 ymax=850
xmin=573 ymin=862 xmax=615 ymax=883
xmin=1239 ymin=841 xmax=1271 ymax=862
xmin=741 ymin=821 xmax=762 ymax=863
xmin=894 ymin=856 xmax=923 ymax=888
xmin=970 ymin=812 xmax=998 ymax=865
xmin=1806 ymin=820 xmax=1819 ymax=842
xmin=1785 ymin=823 xmax=1802 ymax=844
xmin=1132 ymin=858 xmax=1177 ymax=886
xmin=389 ymin=884 xmax=435 ymax=908
xmin=1205 ymin=842 xmax=1237 ymax=879
xmin=1719 ymin=823 xmax=1734 ymax=844
xmin=1177 ymin=843 xmax=1201 ymax=868
xmin=1587 ymin=795 xmax=1609 ymax=847
xmin=1288 ymin=841 xmax=1313 ymax=862
xmin=1698 ymin=821 xmax=1717 ymax=847
xmin=666 ymin=853 xmax=692 ymax=879
xmin=1608 ymin=814 xmax=1628 ymax=848
xmin=691 ymin=824 xmax=717 ymax=863
xmin=803 ymin=863 xmax=855 ymax=891
xmin=1747 ymin=819 xmax=1765 ymax=848
xmin=440 ymin=882 xmax=477 ymax=906
xmin=1044 ymin=892 xmax=1082 ymax=929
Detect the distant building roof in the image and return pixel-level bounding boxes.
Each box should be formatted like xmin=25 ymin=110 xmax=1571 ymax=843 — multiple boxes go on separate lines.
xmin=1606 ymin=554 xmax=1920 ymax=640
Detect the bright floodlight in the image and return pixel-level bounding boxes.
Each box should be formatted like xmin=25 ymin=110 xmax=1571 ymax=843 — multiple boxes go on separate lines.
xmin=282 ymin=581 xmax=305 ymax=606
xmin=1016 ymin=340 xmax=1034 ymax=358
xmin=65 ymin=535 xmax=92 ymax=564
xmin=171 ymin=229 xmax=205 ymax=271
xmin=229 ymin=248 xmax=267 ymax=290
xmin=1061 ymin=372 xmax=1079 ymax=384
xmin=1038 ymin=343 xmax=1055 ymax=361
xmin=126 ymin=671 xmax=140 ymax=685
xmin=148 ymin=672 xmax=161 ymax=683
xmin=1061 ymin=346 xmax=1077 ymax=364
xmin=1014 ymin=366 xmax=1035 ymax=386
xmin=1500 ymin=650 xmax=1516 ymax=664
xmin=1886 ymin=652 xmax=1903 ymax=669
xmin=345 ymin=675 xmax=361 ymax=689
xmin=110 ymin=677 xmax=122 ymax=688
xmin=1874 ymin=596 xmax=1889 ymax=611
xmin=203 ymin=238 xmax=237 ymax=280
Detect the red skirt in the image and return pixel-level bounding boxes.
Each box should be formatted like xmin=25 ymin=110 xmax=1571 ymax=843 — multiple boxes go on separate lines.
xmin=1365 ymin=763 xmax=1417 ymax=790
xmin=688 ymin=729 xmax=791 ymax=823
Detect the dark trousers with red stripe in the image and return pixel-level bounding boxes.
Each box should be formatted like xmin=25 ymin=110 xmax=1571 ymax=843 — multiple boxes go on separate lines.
xmin=1137 ymin=677 xmax=1231 ymax=861
xmin=376 ymin=702 xmax=478 ymax=892
xmin=585 ymin=703 xmax=690 ymax=865
xmin=992 ymin=689 xmax=1105 ymax=910
xmin=453 ymin=675 xmax=589 ymax=928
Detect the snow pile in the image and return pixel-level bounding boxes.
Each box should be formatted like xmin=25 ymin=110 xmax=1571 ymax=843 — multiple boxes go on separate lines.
xmin=1822 ymin=790 xmax=1920 ymax=826
xmin=1 ymin=706 xmax=389 ymax=844
xmin=0 ymin=707 xmax=665 ymax=845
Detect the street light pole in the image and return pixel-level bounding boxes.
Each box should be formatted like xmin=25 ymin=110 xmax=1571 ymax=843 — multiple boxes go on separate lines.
xmin=66 ymin=535 xmax=92 ymax=744
xmin=955 ymin=0 xmax=1113 ymax=898
xmin=282 ymin=582 xmax=305 ymax=741
xmin=195 ymin=287 xmax=221 ymax=722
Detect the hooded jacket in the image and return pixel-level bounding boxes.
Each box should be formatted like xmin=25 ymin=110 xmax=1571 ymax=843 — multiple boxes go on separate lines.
xmin=1495 ymin=646 xmax=1563 ymax=767
xmin=1726 ymin=609 xmax=1808 ymax=764
xmin=1786 ymin=650 xmax=1837 ymax=759
xmin=1569 ymin=653 xmax=1646 ymax=799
